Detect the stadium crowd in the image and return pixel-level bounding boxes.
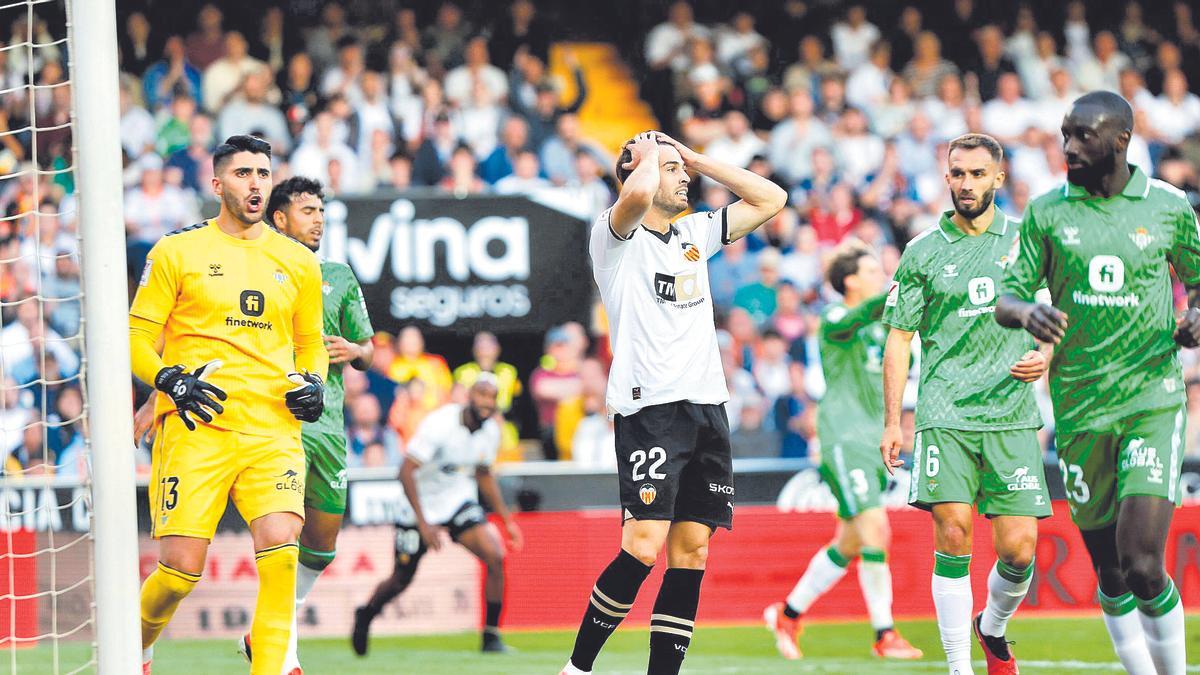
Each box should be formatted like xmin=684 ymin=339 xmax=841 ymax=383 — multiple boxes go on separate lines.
xmin=6 ymin=0 xmax=1200 ymax=475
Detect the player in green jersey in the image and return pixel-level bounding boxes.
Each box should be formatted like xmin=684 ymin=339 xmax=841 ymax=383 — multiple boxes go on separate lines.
xmin=262 ymin=176 xmax=375 ymax=673
xmin=997 ymin=92 xmax=1199 ymax=675
xmin=765 ymin=242 xmax=922 ymax=662
xmin=882 ymin=134 xmax=1051 ymax=675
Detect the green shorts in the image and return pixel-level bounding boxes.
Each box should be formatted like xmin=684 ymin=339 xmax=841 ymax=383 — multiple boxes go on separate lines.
xmin=1055 ymin=404 xmax=1186 ymax=531
xmin=818 ymin=442 xmax=888 ymax=520
xmin=910 ymin=427 xmax=1052 ymax=518
xmin=303 ymin=430 xmax=349 ymax=514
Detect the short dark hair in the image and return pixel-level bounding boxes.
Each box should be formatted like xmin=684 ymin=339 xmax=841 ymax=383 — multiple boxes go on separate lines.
xmin=948 ymin=133 xmax=1004 ymax=164
xmin=827 ymin=242 xmax=872 ymax=295
xmin=614 ymin=134 xmax=673 ymax=184
xmin=212 ymin=134 xmax=271 ymax=173
xmin=266 ymin=175 xmax=324 ymax=225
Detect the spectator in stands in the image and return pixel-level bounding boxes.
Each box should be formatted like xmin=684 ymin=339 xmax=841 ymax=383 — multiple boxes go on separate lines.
xmin=491 ymin=0 xmax=550 ymax=67
xmin=969 ymin=25 xmax=1018 ymax=102
xmin=810 ymin=183 xmax=862 ymax=245
xmin=734 ymin=247 xmax=781 ymax=327
xmin=2 ymin=300 xmax=79 ymax=383
xmin=495 ymin=150 xmax=550 ymax=195
xmin=1148 ymin=69 xmax=1200 ymax=147
xmin=290 ymin=110 xmax=359 ymax=191
xmin=387 ymin=325 xmax=453 ymax=413
xmin=1074 ymin=30 xmax=1130 ymax=93
xmin=831 ymin=5 xmax=880 ymax=72
xmin=554 ymin=356 xmax=608 ymax=462
xmin=119 ymin=11 xmax=157 ymax=77
xmin=902 ymin=31 xmax=958 ymax=99
xmin=510 ymin=49 xmax=586 ymax=152
xmin=643 ymin=1 xmax=710 ymax=129
xmin=833 ymin=107 xmax=884 ymax=187
xmin=753 ymin=328 xmax=792 ymax=404
xmin=123 ymin=154 xmax=199 ymax=243
xmin=321 ymin=36 xmax=366 ymax=108
xmin=156 ymin=93 xmax=197 ymax=158
xmin=411 ymin=112 xmax=457 ymax=186
xmin=459 ymin=80 xmax=504 ymax=159
xmin=780 ymin=225 xmax=821 ymax=295
xmin=454 ymin=331 xmax=522 ymax=417
xmin=709 ymin=236 xmax=759 ymax=308
xmin=888 ymin=5 xmax=923 ymax=72
xmin=439 ymin=143 xmax=487 ymax=195
xmin=530 ymin=325 xmax=582 ymax=460
xmin=49 ymin=384 xmax=84 ymax=477
xmin=771 ymin=281 xmax=809 ymax=350
xmin=305 ymin=3 xmax=351 ymax=74
xmin=846 ymin=40 xmax=892 ymax=111
xmin=251 ymin=6 xmax=296 ymax=76
xmin=143 ymin=36 xmax=202 ymax=112
xmin=540 ymin=113 xmax=607 ymax=185
xmin=1146 ymin=41 xmax=1185 ymax=97
xmin=775 ymin=361 xmax=814 ymax=458
xmin=347 ymin=393 xmax=402 ymax=468
xmin=479 ymin=116 xmax=529 ymax=184
xmin=980 ymin=73 xmax=1035 ymax=146
xmin=166 ymin=113 xmax=215 ymax=194
xmin=705 ymin=110 xmax=765 ymax=171
xmin=0 ymin=376 xmax=29 ymax=473
xmin=119 ymin=83 xmax=156 ymax=161
xmin=202 ymin=31 xmax=267 ymax=113
xmin=782 ymin=35 xmax=840 ymax=97
xmin=184 ymin=4 xmax=226 ymax=71
xmin=278 ymin=52 xmax=320 ymax=139
xmin=422 ymin=2 xmax=473 ymax=71
xmin=351 ymin=71 xmax=396 ymax=160
xmin=768 ymin=88 xmax=831 ymax=184
xmin=1018 ymin=32 xmax=1066 ymax=102
xmin=42 ymin=251 xmax=80 ymax=339
xmin=566 ymin=149 xmax=614 ymax=220
xmin=381 ymin=150 xmax=414 ymax=191
xmin=444 ymin=36 xmax=508 ymax=106
xmin=217 ymin=68 xmax=291 ymax=154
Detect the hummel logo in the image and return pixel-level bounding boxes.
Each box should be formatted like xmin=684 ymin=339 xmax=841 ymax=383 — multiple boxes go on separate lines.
xmin=1063 ymin=226 xmax=1081 ymax=245
xmin=943 ymin=264 xmax=959 ymax=278
xmin=208 ymin=263 xmax=223 ymax=277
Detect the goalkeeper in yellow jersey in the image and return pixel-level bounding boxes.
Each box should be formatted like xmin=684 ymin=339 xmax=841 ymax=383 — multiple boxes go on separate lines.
xmin=129 ymin=135 xmax=328 ymax=675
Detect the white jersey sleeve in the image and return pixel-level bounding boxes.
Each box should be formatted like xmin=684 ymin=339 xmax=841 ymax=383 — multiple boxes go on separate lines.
xmin=478 ymin=418 xmax=501 ymax=467
xmin=589 ymin=207 xmax=634 ymax=271
xmin=406 ymin=406 xmax=449 ymax=465
xmin=685 ymin=206 xmax=730 ymax=259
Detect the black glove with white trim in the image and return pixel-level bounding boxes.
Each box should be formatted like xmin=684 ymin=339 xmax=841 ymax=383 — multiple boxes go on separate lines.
xmin=154 ymin=360 xmax=227 ymax=431
xmin=285 ymin=371 xmax=324 ymax=422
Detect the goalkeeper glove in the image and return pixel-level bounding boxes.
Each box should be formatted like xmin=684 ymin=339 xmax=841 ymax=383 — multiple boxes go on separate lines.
xmin=285 ymin=371 xmax=324 ymax=422
xmin=154 ymin=360 xmax=227 ymax=431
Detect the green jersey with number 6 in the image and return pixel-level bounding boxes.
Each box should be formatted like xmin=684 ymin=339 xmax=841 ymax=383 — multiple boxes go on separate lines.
xmin=884 ymin=208 xmax=1041 ymax=433
xmin=1000 ymin=166 xmax=1200 ymax=434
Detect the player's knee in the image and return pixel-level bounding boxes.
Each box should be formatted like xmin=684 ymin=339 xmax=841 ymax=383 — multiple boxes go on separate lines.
xmin=1119 ymin=551 xmax=1167 ymax=599
xmin=483 ymin=549 xmax=505 ymax=573
xmin=670 ymin=541 xmax=708 ymax=569
xmin=624 ymin=541 xmax=660 ymax=567
xmin=935 ymin=522 xmax=972 ymax=555
xmin=997 ymin=535 xmax=1037 ymax=570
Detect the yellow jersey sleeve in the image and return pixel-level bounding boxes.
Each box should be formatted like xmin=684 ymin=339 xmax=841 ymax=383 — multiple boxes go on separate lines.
xmin=292 ymin=252 xmax=328 ymax=380
xmin=130 ymin=237 xmax=182 ymax=325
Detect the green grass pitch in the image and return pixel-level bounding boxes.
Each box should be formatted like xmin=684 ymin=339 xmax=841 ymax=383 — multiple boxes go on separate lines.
xmin=8 ymin=615 xmax=1199 ymax=674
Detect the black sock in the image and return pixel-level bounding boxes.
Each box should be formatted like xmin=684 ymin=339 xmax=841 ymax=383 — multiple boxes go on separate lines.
xmin=647 ymin=568 xmax=704 ymax=675
xmin=783 ymin=605 xmax=800 ymax=620
xmin=485 ymin=601 xmax=502 ymax=630
xmin=875 ymin=627 xmax=893 ymax=642
xmin=569 ymin=549 xmax=653 ymax=671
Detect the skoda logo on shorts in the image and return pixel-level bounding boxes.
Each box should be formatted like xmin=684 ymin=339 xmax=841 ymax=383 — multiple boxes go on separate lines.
xmin=639 ymin=483 xmax=657 ymax=505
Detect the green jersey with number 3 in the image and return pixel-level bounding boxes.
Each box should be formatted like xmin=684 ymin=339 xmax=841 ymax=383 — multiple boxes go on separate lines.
xmin=884 ymin=208 xmax=1041 ymax=433
xmin=1000 ymin=167 xmax=1200 ymax=433
xmin=306 ymin=260 xmax=374 ymax=438
xmin=817 ymin=295 xmax=888 ymax=450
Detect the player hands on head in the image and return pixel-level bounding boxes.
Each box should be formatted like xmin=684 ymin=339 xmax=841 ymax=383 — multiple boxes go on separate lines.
xmin=564 ymin=129 xmax=785 ymax=675
xmin=129 ymin=134 xmax=328 ymax=675
xmin=997 ymin=92 xmax=1200 ymax=674
xmin=353 ymin=374 xmax=523 ymax=656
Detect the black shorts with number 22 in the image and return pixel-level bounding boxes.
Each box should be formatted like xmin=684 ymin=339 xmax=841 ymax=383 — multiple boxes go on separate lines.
xmin=614 ymin=401 xmax=734 ymax=530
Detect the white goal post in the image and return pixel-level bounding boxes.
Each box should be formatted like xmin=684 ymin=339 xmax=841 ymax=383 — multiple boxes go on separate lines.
xmin=70 ymin=0 xmax=140 ymax=671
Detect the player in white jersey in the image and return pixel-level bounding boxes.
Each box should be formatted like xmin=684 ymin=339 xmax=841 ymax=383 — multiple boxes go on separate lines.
xmin=350 ymin=376 xmax=522 ymax=654
xmin=560 ymin=131 xmax=786 ymax=675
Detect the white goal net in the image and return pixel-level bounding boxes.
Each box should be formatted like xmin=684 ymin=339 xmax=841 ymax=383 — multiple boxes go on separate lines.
xmin=1 ymin=0 xmax=140 ymax=672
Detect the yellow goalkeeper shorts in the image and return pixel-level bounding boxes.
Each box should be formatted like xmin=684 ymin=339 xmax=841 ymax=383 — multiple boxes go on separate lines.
xmin=149 ymin=413 xmax=305 ymax=539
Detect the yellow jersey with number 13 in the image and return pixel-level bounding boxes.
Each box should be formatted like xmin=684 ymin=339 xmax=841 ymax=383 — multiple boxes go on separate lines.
xmin=130 ymin=220 xmax=327 ymax=437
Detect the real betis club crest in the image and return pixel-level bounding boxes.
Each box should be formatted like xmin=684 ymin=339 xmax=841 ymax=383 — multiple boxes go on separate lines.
xmin=1129 ymin=227 xmax=1153 ymax=251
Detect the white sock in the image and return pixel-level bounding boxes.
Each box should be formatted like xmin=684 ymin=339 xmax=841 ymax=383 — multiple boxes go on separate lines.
xmin=786 ymin=546 xmax=852 ymax=614
xmin=284 ymin=562 xmax=324 ymax=669
xmin=1136 ymin=579 xmax=1187 ymax=675
xmin=561 ymin=661 xmax=590 ymax=674
xmin=932 ymin=553 xmax=974 ymax=675
xmin=856 ymin=548 xmax=894 ymax=631
xmin=1100 ymin=589 xmax=1156 ymax=675
xmin=142 ymin=645 xmax=153 ymax=664
xmin=978 ymin=558 xmax=1032 ymax=638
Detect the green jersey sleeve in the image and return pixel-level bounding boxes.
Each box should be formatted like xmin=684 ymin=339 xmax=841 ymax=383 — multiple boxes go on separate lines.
xmin=1168 ymin=203 xmax=1200 ymax=287
xmin=883 ymin=250 xmax=926 ymax=331
xmin=1000 ymin=206 xmax=1047 ymax=301
xmin=821 ymin=293 xmax=888 ymax=342
xmin=340 ymin=275 xmax=374 ymax=343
